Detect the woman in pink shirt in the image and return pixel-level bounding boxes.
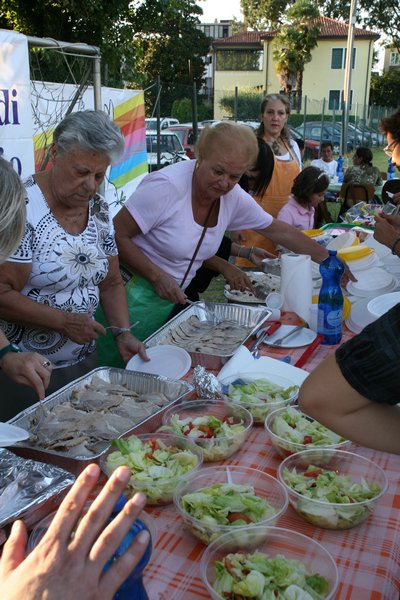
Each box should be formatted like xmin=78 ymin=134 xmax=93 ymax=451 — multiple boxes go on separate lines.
xmin=277 ymin=166 xmax=329 ymax=230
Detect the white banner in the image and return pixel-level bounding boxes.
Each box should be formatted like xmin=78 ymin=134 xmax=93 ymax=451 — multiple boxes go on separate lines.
xmin=0 ymin=29 xmax=34 ymax=176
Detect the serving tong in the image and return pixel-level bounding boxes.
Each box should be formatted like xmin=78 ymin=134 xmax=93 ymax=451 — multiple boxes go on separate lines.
xmin=249 ymin=321 xmax=282 ymax=357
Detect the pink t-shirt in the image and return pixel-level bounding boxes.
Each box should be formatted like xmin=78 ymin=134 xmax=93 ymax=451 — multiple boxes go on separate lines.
xmin=277 ymin=195 xmax=314 ymax=230
xmin=124 ymin=160 xmax=272 ymax=286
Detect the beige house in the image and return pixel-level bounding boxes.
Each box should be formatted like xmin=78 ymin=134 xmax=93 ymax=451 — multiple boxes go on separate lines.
xmin=383 ymin=46 xmax=400 ymax=72
xmin=212 ymin=16 xmax=379 ymax=119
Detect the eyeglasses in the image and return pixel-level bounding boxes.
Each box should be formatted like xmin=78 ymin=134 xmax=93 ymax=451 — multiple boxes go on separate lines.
xmin=383 ymin=140 xmax=399 ymax=157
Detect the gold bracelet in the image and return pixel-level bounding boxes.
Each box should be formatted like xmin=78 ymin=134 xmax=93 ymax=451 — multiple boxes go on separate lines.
xmin=248 ymin=246 xmax=254 ymax=260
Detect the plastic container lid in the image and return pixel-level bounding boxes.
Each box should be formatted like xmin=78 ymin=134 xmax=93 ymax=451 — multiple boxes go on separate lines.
xmin=302 ymin=229 xmax=325 ymax=238
xmin=337 ymin=245 xmax=374 ymax=261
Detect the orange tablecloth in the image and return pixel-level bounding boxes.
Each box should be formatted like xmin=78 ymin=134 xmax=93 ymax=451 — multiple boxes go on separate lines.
xmin=141 ymin=312 xmax=400 ymax=600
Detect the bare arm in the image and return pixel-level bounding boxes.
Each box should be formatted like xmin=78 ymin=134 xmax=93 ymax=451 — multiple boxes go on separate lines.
xmin=257 ymin=218 xmax=329 ymax=263
xmin=202 ymin=256 xmax=254 ymax=291
xmin=114 ymin=207 xmax=186 ymax=304
xmin=298 ymin=354 xmax=400 ymax=454
xmin=0 ymin=262 xmax=105 ymax=344
xmin=99 ymin=256 xmax=148 ymax=362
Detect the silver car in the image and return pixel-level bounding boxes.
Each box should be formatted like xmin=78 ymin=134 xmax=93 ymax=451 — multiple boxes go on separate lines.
xmin=146 ymin=131 xmax=190 ymax=172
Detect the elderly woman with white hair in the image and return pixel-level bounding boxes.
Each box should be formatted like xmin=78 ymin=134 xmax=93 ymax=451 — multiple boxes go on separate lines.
xmin=98 ymin=121 xmax=333 ymax=367
xmin=0 ymin=111 xmax=147 ymax=420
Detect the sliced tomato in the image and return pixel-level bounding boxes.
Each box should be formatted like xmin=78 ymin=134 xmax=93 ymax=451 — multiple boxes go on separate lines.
xmin=227 ymin=512 xmax=252 ymax=524
xmin=304 ymin=469 xmax=323 ymax=478
xmin=303 ymin=435 xmax=313 ymax=444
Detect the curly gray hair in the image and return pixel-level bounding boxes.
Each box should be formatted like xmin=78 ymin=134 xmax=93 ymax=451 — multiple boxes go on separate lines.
xmin=53 ymin=110 xmax=125 ymax=165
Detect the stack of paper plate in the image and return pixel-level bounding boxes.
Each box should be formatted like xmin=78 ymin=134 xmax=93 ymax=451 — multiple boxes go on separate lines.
xmin=367 ymin=292 xmax=400 ymax=318
xmin=326 ymin=231 xmax=358 ymax=252
xmin=345 ymin=297 xmax=377 ymax=334
xmin=338 ymin=244 xmax=383 ymax=271
xmin=346 ymin=267 xmax=398 ymax=298
xmin=362 ymin=234 xmax=391 ymax=258
xmin=380 ymin=253 xmax=400 ymax=276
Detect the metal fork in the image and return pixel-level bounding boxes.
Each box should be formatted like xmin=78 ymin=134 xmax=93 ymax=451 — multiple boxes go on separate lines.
xmin=271 ymin=324 xmax=306 ymax=346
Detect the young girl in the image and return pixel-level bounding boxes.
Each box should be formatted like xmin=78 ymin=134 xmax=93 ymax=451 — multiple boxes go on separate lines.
xmin=277 ymin=166 xmax=330 ymax=229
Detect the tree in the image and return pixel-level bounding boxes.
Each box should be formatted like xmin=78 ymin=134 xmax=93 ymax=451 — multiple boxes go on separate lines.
xmin=0 ymin=0 xmax=210 ymax=112
xmin=127 ymin=0 xmax=210 ymax=114
xmin=370 ymin=69 xmax=400 ymax=108
xmin=272 ymin=0 xmax=320 ymax=110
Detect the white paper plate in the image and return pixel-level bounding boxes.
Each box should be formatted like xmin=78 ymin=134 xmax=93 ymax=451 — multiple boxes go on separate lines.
xmin=348 ymin=268 xmax=394 ymax=292
xmin=345 ymin=297 xmax=376 ymax=334
xmin=367 ymin=292 xmax=400 ymax=318
xmin=262 ymin=325 xmax=317 ymax=348
xmin=126 ymin=345 xmax=191 ymax=379
xmin=0 ymin=422 xmax=29 ymax=447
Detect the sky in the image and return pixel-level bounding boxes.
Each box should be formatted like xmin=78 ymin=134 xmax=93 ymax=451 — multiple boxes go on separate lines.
xmin=199 ymin=0 xmax=243 ymax=23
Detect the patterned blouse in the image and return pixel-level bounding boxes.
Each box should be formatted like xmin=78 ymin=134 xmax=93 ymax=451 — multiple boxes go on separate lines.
xmin=343 ymin=164 xmax=383 ymax=186
xmin=0 ymin=177 xmax=117 ymax=368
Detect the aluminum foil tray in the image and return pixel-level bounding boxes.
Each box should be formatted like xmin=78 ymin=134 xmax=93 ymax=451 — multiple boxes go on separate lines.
xmin=8 ymin=367 xmax=193 ymax=475
xmin=145 ymin=301 xmax=272 ymax=369
xmin=0 ymin=449 xmax=75 ymax=537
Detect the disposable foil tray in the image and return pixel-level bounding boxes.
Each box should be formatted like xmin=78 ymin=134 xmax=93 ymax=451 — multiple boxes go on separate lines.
xmin=8 ymin=367 xmax=193 ymax=475
xmin=0 ymin=449 xmax=75 ymax=536
xmin=145 ymin=301 xmax=271 ymax=369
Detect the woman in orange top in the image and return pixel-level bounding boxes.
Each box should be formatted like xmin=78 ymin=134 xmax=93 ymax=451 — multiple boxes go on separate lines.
xmin=237 ymin=94 xmax=301 ymax=265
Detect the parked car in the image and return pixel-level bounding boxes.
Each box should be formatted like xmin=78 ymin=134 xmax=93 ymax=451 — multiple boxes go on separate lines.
xmin=145 ymin=117 xmax=180 ymax=131
xmin=146 ymin=131 xmax=190 ymax=172
xmin=165 ymin=124 xmax=204 ymax=159
xmin=298 ymin=121 xmax=354 ymax=153
xmin=287 ymin=126 xmax=320 ymax=160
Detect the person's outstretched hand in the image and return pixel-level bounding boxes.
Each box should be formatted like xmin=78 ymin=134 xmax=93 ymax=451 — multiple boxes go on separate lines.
xmin=0 ymin=351 xmax=52 ymax=399
xmin=0 ymin=464 xmax=150 ymax=600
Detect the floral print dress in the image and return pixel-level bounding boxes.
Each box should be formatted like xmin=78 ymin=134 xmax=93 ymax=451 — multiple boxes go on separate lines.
xmin=0 ymin=176 xmax=118 ymax=368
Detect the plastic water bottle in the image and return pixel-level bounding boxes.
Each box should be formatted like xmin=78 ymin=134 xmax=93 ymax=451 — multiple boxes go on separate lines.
xmin=317 ymin=250 xmax=344 ymax=345
xmin=387 ymin=158 xmax=395 ymax=181
xmin=336 ymin=155 xmax=344 ymax=183
xmin=105 ymin=496 xmax=153 ymax=600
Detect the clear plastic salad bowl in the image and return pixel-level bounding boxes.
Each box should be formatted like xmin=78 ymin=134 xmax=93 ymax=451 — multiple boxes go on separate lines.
xmin=277 ymin=448 xmax=388 ymax=530
xmin=201 ymin=525 xmax=339 ymax=599
xmin=174 ymin=465 xmax=288 ymax=545
xmin=220 ymin=371 xmax=299 ymax=424
xmin=159 ymin=399 xmax=253 ymax=462
xmin=265 ymin=406 xmax=352 ymax=458
xmin=100 ymin=432 xmax=203 ymax=505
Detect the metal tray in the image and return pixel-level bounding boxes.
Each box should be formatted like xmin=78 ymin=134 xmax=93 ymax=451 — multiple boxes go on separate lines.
xmin=145 ymin=301 xmax=271 ymax=369
xmin=8 ymin=367 xmax=193 ymax=475
xmin=0 ymin=449 xmax=75 ymax=536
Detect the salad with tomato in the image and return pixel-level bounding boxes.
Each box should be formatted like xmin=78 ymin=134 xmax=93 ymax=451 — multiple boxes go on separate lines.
xmin=268 ymin=406 xmax=349 ymax=457
xmin=105 ymin=434 xmax=201 ymax=505
xmin=226 ymin=379 xmax=298 ymax=423
xmin=179 ymin=482 xmax=279 ymax=544
xmin=159 ymin=413 xmax=248 ymax=461
xmin=212 ymin=551 xmax=330 ymax=599
xmin=281 ymin=464 xmax=383 ymax=529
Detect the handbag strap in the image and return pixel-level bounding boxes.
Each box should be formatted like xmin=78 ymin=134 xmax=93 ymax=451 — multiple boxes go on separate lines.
xmin=180 ymin=200 xmax=216 ymax=289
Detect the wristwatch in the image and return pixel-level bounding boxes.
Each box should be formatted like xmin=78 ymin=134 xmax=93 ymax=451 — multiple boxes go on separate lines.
xmin=0 ymin=343 xmax=22 ymax=361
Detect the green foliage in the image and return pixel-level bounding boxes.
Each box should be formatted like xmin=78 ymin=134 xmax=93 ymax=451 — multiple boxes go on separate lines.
xmin=272 ymin=0 xmax=320 ymax=109
xmin=218 ymin=90 xmax=264 ymax=120
xmin=370 ymin=71 xmax=400 ymax=109
xmin=171 ymin=97 xmax=192 ymax=121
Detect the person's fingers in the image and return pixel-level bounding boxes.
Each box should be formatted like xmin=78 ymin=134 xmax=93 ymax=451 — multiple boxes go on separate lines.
xmin=0 ymin=520 xmax=28 ymax=576
xmin=47 ymin=464 xmax=101 ymax=545
xmin=89 ymin=491 xmax=147 ymax=567
xmin=99 ymin=529 xmax=150 ymax=599
xmin=93 ymin=319 xmax=107 ymax=336
xmin=136 ymin=344 xmax=149 ymax=361
xmin=70 ymin=466 xmax=132 ymax=554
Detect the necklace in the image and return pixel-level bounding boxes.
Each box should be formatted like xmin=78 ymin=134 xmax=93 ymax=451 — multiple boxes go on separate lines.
xmin=264 ymin=136 xmax=282 ymax=156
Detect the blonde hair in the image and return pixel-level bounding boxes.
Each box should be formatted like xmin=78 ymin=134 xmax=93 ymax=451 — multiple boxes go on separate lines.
xmin=195 ymin=122 xmax=259 ymax=168
xmin=0 ymin=158 xmax=26 ymax=261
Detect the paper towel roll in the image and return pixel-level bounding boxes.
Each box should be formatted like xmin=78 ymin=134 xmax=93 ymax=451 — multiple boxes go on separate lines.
xmin=280 ymin=253 xmax=312 ymax=323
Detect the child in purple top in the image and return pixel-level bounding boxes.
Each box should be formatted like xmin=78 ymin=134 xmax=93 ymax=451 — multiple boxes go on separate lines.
xmin=277 ymin=166 xmax=330 ymax=230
